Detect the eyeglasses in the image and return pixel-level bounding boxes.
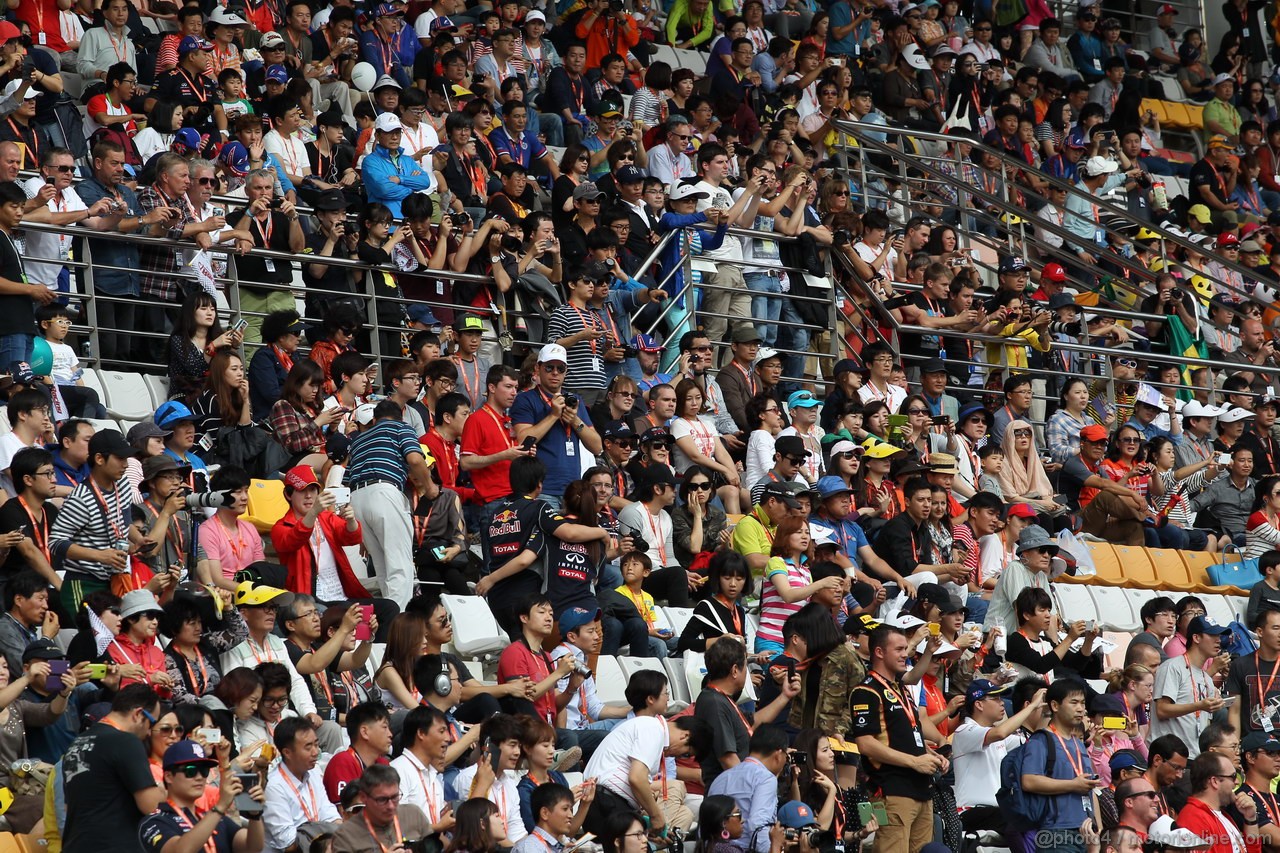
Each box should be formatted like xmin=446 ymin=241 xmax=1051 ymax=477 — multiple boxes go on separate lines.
xmin=832 ymin=189 xmax=849 ymax=196
xmin=1118 ymin=436 xmax=1141 ymax=444
xmin=673 ymin=133 xmax=691 ymax=140
xmin=155 ymin=724 xmax=185 ymax=736
xmin=729 ymin=812 xmax=743 ymax=819
xmin=577 ymin=155 xmax=590 ymax=162
xmin=34 ymin=468 xmax=56 ymax=478
xmin=623 ymin=832 xmax=649 ymax=840
xmin=907 ymin=408 xmax=930 ymax=415
xmin=369 ymin=793 xmax=402 ymax=806
xmin=542 ymin=363 xmax=568 ymax=373
xmin=175 ymin=764 xmax=212 ymax=778
xmin=613 ymin=438 xmax=638 ymax=448
xmin=140 ymin=708 xmax=157 ymax=725
xmin=688 ymin=482 xmax=712 ymax=491
xmin=613 ymin=390 xmax=636 ymax=398
xmin=263 ymin=695 xmax=289 ymax=706
xmin=51 ymin=165 xmax=74 ymax=173
xmin=1013 ymin=429 xmax=1033 ymax=437
xmin=197 ymin=177 xmax=217 ymax=186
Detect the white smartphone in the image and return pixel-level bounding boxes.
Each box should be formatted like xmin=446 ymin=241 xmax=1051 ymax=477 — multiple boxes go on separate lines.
xmin=327 ymin=486 xmax=351 ymax=506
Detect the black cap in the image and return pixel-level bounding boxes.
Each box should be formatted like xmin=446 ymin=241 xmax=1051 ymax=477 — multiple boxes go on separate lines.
xmin=312 ymin=188 xmax=349 ymax=211
xmin=22 ymin=638 xmax=64 ymax=662
xmin=642 ymin=465 xmax=677 ymax=488
xmin=602 ymin=420 xmax=636 ymax=440
xmin=761 ymin=482 xmax=801 ymax=509
xmin=640 ymin=427 xmax=674 ymax=446
xmin=89 ymin=429 xmax=138 ymax=461
xmin=915 ymin=582 xmax=952 ymax=609
xmin=920 ymin=357 xmax=947 ymax=375
xmin=1048 ymin=292 xmax=1078 ymax=311
xmin=317 ymin=109 xmax=345 ymax=127
xmin=774 ymin=435 xmax=811 ymax=458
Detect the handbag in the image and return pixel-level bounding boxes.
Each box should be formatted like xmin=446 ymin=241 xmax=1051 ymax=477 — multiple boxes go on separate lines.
xmin=208 ymin=425 xmax=291 ymax=479
xmin=1208 ymin=544 xmax=1263 ymax=590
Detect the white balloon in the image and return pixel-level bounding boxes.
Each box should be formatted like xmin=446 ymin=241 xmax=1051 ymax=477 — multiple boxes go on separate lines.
xmin=350 ymin=62 xmax=377 ymax=93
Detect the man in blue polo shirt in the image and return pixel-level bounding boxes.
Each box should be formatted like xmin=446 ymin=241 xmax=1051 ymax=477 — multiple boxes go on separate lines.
xmin=489 ymin=100 xmax=561 ymax=183
xmin=511 ymin=345 xmax=603 ymax=510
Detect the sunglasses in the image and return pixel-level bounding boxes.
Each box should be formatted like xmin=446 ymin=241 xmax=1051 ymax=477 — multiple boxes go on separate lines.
xmin=1117 ymin=436 xmax=1141 ymax=444
xmin=155 ymin=724 xmax=185 ymax=736
xmin=832 ymin=189 xmax=850 ymax=196
xmin=688 ymin=482 xmax=712 ymax=491
xmin=198 ymin=177 xmax=216 ymax=186
xmin=784 ymin=456 xmax=807 ymax=465
xmin=612 ymin=438 xmax=638 ymax=448
xmin=907 ymin=408 xmax=930 ymax=415
xmin=174 ymin=764 xmax=212 ymax=779
xmin=1115 ymin=358 xmax=1138 ymax=368
xmin=1013 ymin=428 xmax=1033 ymax=437
xmin=51 ymin=164 xmax=74 ymax=173
xmin=542 ymin=363 xmax=568 ymax=373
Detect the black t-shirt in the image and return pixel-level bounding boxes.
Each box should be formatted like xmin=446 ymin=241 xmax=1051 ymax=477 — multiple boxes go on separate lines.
xmin=487 ymin=496 xmax=562 ymax=599
xmin=140 ymin=801 xmax=240 ymax=853
xmin=1225 ymin=653 xmax=1280 ymax=734
xmin=849 ymin=674 xmax=932 ymax=800
xmin=227 ymin=209 xmax=294 ymax=287
xmin=694 ymin=686 xmax=750 ymax=786
xmin=152 ymin=68 xmax=220 ymax=135
xmin=63 ymin=722 xmax=159 ymax=853
xmin=0 ymin=498 xmax=57 ymax=579
xmin=1190 ymin=158 xmax=1229 ymax=205
xmin=0 ymin=230 xmax=31 ymax=337
xmin=900 ymin=292 xmax=949 ymax=357
xmin=302 ymin=230 xmax=357 ymax=315
xmin=544 ymin=523 xmax=601 ymax=618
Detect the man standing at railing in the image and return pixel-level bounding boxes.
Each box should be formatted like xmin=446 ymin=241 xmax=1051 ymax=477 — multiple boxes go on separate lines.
xmin=226 ymin=168 xmax=305 ymax=346
xmin=0 ymin=181 xmax=54 ymax=369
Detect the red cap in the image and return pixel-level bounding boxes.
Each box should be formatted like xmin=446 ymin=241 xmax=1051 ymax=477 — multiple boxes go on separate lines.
xmin=1158 ymin=3 xmax=1176 ymax=13
xmin=1006 ymin=503 xmax=1038 ymax=519
xmin=1080 ymin=424 xmax=1109 ymax=442
xmin=284 ymin=465 xmax=321 ymax=491
xmin=0 ymin=21 xmax=20 ymax=43
xmin=1041 ymin=261 xmax=1066 ymax=282
xmin=1219 ymin=232 xmax=1240 ymax=247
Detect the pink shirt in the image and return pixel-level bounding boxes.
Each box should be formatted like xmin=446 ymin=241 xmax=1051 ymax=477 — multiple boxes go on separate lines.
xmin=198 ymin=517 xmax=265 ymax=578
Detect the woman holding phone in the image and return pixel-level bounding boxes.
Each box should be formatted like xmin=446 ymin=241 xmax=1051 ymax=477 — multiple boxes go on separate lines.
xmin=0 ymin=653 xmax=76 ymax=831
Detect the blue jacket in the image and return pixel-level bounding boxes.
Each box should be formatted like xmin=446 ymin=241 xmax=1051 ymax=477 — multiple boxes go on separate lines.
xmin=655 ymin=211 xmax=726 ymax=305
xmin=361 ymin=145 xmax=435 ymax=219
xmin=248 ymin=345 xmax=289 ymax=421
xmin=47 ymin=447 xmax=88 ymax=491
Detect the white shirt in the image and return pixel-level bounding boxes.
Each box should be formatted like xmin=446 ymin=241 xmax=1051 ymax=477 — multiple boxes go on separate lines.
xmin=0 ymin=431 xmax=33 ymax=496
xmin=617 ymin=501 xmax=677 ymax=569
xmin=693 ymin=179 xmax=743 ymax=263
xmin=583 ymin=715 xmax=668 ymax=807
xmin=857 ymin=380 xmax=907 ymax=413
xmin=265 ymin=129 xmax=310 ymax=179
xmin=452 ymin=765 xmax=527 ymax=841
xmin=311 ymin=523 xmax=344 ymax=602
xmin=648 ymin=144 xmax=692 ymax=188
xmin=263 ymin=763 xmax=341 ymax=853
xmin=132 ymin=128 xmax=172 ymax=164
xmin=221 ymin=634 xmax=318 ymax=716
xmin=551 ymin=641 xmax=604 ymax=729
xmin=952 ymin=721 xmax=1019 ymax=808
xmin=398 ymin=119 xmax=441 ymax=177
xmin=390 ymin=749 xmax=447 ymax=822
xmin=21 ymin=176 xmax=85 ymax=288
xmin=743 ymin=429 xmax=776 ymax=489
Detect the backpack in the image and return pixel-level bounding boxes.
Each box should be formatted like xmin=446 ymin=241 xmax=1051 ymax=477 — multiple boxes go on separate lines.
xmin=995 ymin=729 xmax=1058 ymax=831
xmin=1223 ymin=620 xmax=1259 ymax=658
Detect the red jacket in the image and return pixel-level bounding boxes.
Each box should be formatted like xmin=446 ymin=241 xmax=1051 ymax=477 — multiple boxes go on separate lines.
xmin=421 ymin=427 xmax=476 ymax=505
xmin=1175 ymin=794 xmax=1262 ymax=853
xmin=109 ymin=633 xmax=170 ymax=699
xmin=270 ymin=509 xmax=370 ymax=600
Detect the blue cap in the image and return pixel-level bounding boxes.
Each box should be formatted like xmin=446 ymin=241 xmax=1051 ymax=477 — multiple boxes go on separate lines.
xmin=9 ymin=361 xmax=35 ymax=385
xmin=172 ymin=127 xmax=201 ymax=154
xmin=616 ymin=165 xmax=645 ymax=184
xmin=778 ymin=802 xmax=818 ymax=829
xmin=154 ymin=400 xmax=195 ymax=429
xmin=407 ymin=305 xmax=442 ymax=329
xmin=958 ymin=402 xmax=991 ymax=424
xmin=429 ymin=15 xmax=457 ymax=32
xmin=965 ymin=678 xmax=1012 ymax=704
xmin=162 ymin=740 xmax=219 ymax=769
xmin=788 ymin=390 xmax=821 ymax=409
xmin=265 ymin=64 xmax=290 ymax=84
xmin=178 ymin=35 xmax=214 ymax=55
xmin=371 ymin=1 xmax=402 ymax=15
xmin=631 ymin=333 xmax=663 ymax=352
xmin=218 ymin=140 xmax=249 ymax=176
xmin=1188 ymin=615 xmax=1231 ymax=637
xmin=1065 ymin=130 xmax=1087 ymax=149
xmin=559 ymin=607 xmax=601 ymax=634
xmin=815 ymin=475 xmax=853 ymax=500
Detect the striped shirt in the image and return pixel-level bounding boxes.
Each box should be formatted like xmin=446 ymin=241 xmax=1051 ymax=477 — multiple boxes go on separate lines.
xmin=758 ymin=556 xmax=811 ymax=645
xmin=545 ymin=301 xmax=609 ymax=392
xmin=49 ymin=476 xmax=130 ymax=580
xmin=343 ymin=419 xmax=422 ymax=490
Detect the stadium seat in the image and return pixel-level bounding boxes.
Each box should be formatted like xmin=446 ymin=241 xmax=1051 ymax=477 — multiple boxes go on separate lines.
xmin=79 ymin=369 xmax=105 ymax=402
xmin=55 ymin=627 xmax=77 ymax=653
xmin=1203 ymin=594 xmax=1236 ymax=628
xmin=440 ymin=595 xmax=509 ymax=658
xmin=1051 ymin=583 xmax=1099 ymax=626
xmin=367 ymin=643 xmax=386 ymax=673
xmin=99 ymin=370 xmax=157 ymax=420
xmin=1102 ymin=631 xmax=1131 ymax=670
xmin=1183 ymin=103 xmax=1205 ymax=129
xmin=1122 ymin=588 xmax=1159 ymax=621
xmin=240 ymin=478 xmax=288 ymax=534
xmin=664 ymin=607 xmax=694 ymax=636
xmin=1179 ymin=550 xmax=1247 ymax=595
xmin=1110 ymin=545 xmax=1160 ymax=589
xmin=1228 ymin=595 xmax=1251 ymax=622
xmin=0 ymin=833 xmax=23 ymax=853
xmin=344 ymin=545 xmax=370 ymax=580
xmin=1151 ymin=548 xmax=1196 ymax=591
xmin=662 ymin=656 xmax=693 ymax=705
xmin=1083 ymin=543 xmax=1129 ymax=586
xmin=1090 ymin=585 xmax=1139 ymax=632
xmin=85 ymin=417 xmax=121 ymax=435
xmin=618 ymin=654 xmax=667 ymax=702
xmin=143 ymin=374 xmax=171 ymax=408
xmin=562 ymin=771 xmax=584 ymax=789
xmin=594 ymin=656 xmax=628 ymax=705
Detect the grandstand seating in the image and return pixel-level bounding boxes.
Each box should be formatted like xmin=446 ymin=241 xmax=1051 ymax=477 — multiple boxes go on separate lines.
xmin=241 ymin=478 xmax=289 ymax=534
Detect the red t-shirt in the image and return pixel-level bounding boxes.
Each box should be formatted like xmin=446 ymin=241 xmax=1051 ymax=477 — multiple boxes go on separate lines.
xmin=496 ymin=639 xmax=556 ymax=724
xmin=460 ymin=404 xmax=516 ymax=505
xmin=322 ymin=747 xmax=390 ymax=803
xmin=17 ymin=0 xmax=66 ymax=52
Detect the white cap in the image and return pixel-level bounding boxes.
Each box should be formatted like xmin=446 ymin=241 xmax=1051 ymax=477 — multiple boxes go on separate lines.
xmin=887 ymin=614 xmax=925 ymax=631
xmin=754 ymin=347 xmax=781 ymax=365
xmin=828 ymin=439 xmax=858 ymax=456
xmin=1211 ymin=72 xmax=1235 ymax=86
xmin=373 ymin=74 xmax=403 ymax=91
xmin=524 ymin=9 xmax=546 ymax=22
xmin=809 ymin=522 xmax=837 ymax=548
xmin=353 ymin=403 xmax=378 ymax=426
xmin=1181 ymin=400 xmax=1228 ymax=419
xmin=373 ymin=113 xmax=403 ymax=133
xmin=2 ymin=80 xmax=34 ymax=101
xmin=1082 ymin=156 xmax=1118 ymax=177
xmin=901 ymin=44 xmax=930 ymax=70
xmin=208 ymin=7 xmax=247 ymax=25
xmin=915 ymin=638 xmax=961 ymax=656
xmin=669 ymin=182 xmax=709 ymax=201
xmin=1219 ymin=407 xmax=1255 ymax=423
xmin=537 ymin=343 xmax=568 ymax=365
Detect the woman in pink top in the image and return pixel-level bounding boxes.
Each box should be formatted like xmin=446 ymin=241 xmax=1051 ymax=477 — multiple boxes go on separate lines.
xmin=757 ymin=516 xmax=845 ymax=654
xmin=197 ymin=466 xmax=265 ymax=590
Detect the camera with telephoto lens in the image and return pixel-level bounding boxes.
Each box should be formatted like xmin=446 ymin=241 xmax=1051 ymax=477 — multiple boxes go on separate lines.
xmin=621 ymin=345 xmax=639 ymax=359
xmin=571 ymin=660 xmax=593 ymax=678
xmin=502 ymin=235 xmax=523 ymax=253
xmin=783 ymin=826 xmax=822 ymax=847
xmin=183 ymin=489 xmax=232 ymax=510
xmin=1047 ymin=320 xmax=1085 ymax=337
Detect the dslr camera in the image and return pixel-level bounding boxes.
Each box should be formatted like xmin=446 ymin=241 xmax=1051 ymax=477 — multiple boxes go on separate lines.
xmin=562 ymin=393 xmax=579 ymax=410
xmin=832 ymin=229 xmax=852 ymax=248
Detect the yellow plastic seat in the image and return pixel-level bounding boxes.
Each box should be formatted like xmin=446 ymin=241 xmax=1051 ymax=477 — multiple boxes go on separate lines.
xmin=240 ymin=478 xmax=289 ymax=534
xmin=1141 ymin=98 xmax=1170 ymax=125
xmin=1162 ymin=100 xmax=1192 ymax=128
xmin=1183 ymin=103 xmax=1205 ymax=130
xmin=0 ymin=834 xmax=23 ymax=853
xmin=1084 ymin=543 xmax=1130 ymax=586
xmin=1110 ymin=544 xmax=1161 ymax=589
xmin=1151 ymin=547 xmax=1197 ymax=591
xmin=1179 ymin=550 xmax=1247 ymax=596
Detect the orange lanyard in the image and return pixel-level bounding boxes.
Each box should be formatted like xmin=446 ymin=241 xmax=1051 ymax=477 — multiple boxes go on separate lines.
xmin=1259 ymin=652 xmax=1280 ymax=701
xmin=569 ymin=303 xmax=601 ymax=355
xmin=89 ymin=479 xmax=126 ymax=540
xmin=707 ymin=685 xmax=752 ymax=733
xmin=363 ymin=812 xmax=404 ymax=853
xmin=1249 ymin=785 xmax=1280 ymax=826
xmin=221 ymin=520 xmax=250 ymax=563
xmin=144 ymin=499 xmax=186 ymax=560
xmin=537 ymin=388 xmax=574 ymax=440
xmin=248 ymin=637 xmax=277 ymax=665
xmin=870 ymin=671 xmax=919 ymax=729
xmin=165 ymin=800 xmax=218 ymax=853
xmin=278 ymin=766 xmax=319 ymax=822
xmin=17 ymin=497 xmax=49 ymax=564
xmin=414 ymin=760 xmax=440 ymax=823
xmin=642 ymin=509 xmax=669 ymax=567
xmin=715 ymin=595 xmax=743 ymax=635
xmin=179 ymin=68 xmax=209 ymax=103
xmin=681 ymin=417 xmax=715 ymax=458
xmin=176 ymin=645 xmax=209 ymax=693
xmin=733 ymin=362 xmax=757 ymax=396
xmin=454 ymin=358 xmax=483 ymax=408
xmin=253 ymin=214 xmax=274 ymax=247
xmin=1048 ymin=725 xmax=1086 ymax=777
xmin=481 ymin=404 xmax=516 ymax=447
xmin=621 ymin=586 xmax=654 ymax=625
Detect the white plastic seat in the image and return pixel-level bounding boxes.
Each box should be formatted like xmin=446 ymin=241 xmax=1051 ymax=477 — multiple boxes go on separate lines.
xmin=1051 ymin=583 xmax=1098 ymax=626
xmin=143 ymin=374 xmax=171 ymax=408
xmin=618 ymin=655 xmax=666 ymax=707
xmin=367 ymin=643 xmax=386 ymax=673
xmin=562 ymin=771 xmax=584 ymax=789
xmin=79 ymin=369 xmax=105 ymax=402
xmin=99 ymin=370 xmax=157 ymax=420
xmin=683 ymin=651 xmax=756 ymax=704
xmin=85 ymin=417 xmax=121 ymax=435
xmin=1228 ymin=596 xmax=1251 ymax=623
xmin=440 ymin=594 xmax=509 ymax=657
xmin=662 ymin=656 xmax=693 ymax=705
xmin=594 ymin=656 xmax=628 ymax=705
xmin=1203 ymin=594 xmax=1236 ymax=628
xmin=1122 ymin=588 xmax=1158 ymax=623
xmin=1090 ymin=586 xmax=1139 ymax=632
xmin=663 ymin=607 xmax=694 ymax=637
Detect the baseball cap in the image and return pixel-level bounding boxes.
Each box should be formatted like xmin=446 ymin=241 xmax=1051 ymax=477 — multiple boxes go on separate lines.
xmin=572 ymin=183 xmax=603 ymax=202
xmin=265 ymin=64 xmax=290 ymax=84
xmin=914 ymin=583 xmax=952 ymax=609
xmin=1080 ymin=424 xmax=1109 ymax=442
xmin=778 ymin=802 xmax=818 ymax=829
xmin=632 ymin=333 xmax=663 ymax=352
xmin=537 ymin=343 xmax=568 ymax=365
xmin=669 ymin=182 xmax=709 ymax=202
xmin=1242 ymin=731 xmax=1280 ymax=752
xmin=259 ymin=31 xmax=286 ymax=48
xmin=178 ymin=35 xmax=214 ymax=54
xmin=1005 ymin=502 xmax=1038 ymax=519
xmin=999 ymin=256 xmax=1029 ymax=274
xmin=284 ymin=465 xmax=321 ymax=491
xmin=374 ymin=113 xmax=403 ymax=133
xmin=788 ymin=390 xmax=821 ymax=409
xmin=920 ymin=357 xmax=947 ymax=375
xmin=208 ymin=7 xmax=247 ymax=25
xmin=1041 ymin=261 xmax=1067 ymax=282
xmin=602 ymin=421 xmax=636 ymax=441
xmin=371 ymin=1 xmax=403 ymax=15
xmin=887 ymin=613 xmax=925 ymax=631
xmin=1108 ymin=748 xmax=1149 ymax=773
xmin=154 ymin=400 xmax=196 ymax=429
xmin=1082 ymin=156 xmax=1119 ymax=176
xmin=559 ymin=607 xmax=602 ymax=633
xmin=217 ymin=140 xmax=250 ymax=177
xmin=429 ymin=15 xmax=458 ymax=32
xmin=234 ymin=581 xmax=287 ymax=607
xmin=755 ymin=347 xmax=781 ymax=365
xmin=1187 ymin=615 xmax=1231 ymax=637
xmin=761 ymin=482 xmax=801 ymax=509
xmin=1157 ymin=3 xmax=1176 ymax=12
xmin=353 ymin=403 xmax=378 ymax=426
xmin=965 ymin=679 xmax=1012 ymax=704
xmin=1219 ymin=231 xmax=1241 ymax=247
xmin=523 ymin=9 xmax=546 ymax=22
xmin=642 ymin=465 xmax=677 ymax=489
xmin=616 ymin=165 xmax=645 ymax=184
xmin=640 ymin=427 xmax=674 ymax=446
xmin=1211 ymin=73 xmax=1234 ymax=87
xmin=22 ymin=637 xmax=64 ymax=663
xmin=89 ymin=430 xmax=137 ymax=460
xmin=312 ymin=188 xmax=349 ymax=212
xmin=454 ymin=315 xmax=485 ymax=334
xmin=1064 ymin=131 xmax=1087 ymax=150
xmin=1048 ymin=292 xmax=1077 ymax=311
xmin=1208 ymin=133 xmax=1234 ymax=149
xmin=162 ymin=740 xmax=219 ymax=770
xmin=774 ymin=435 xmax=810 ymax=459
xmin=127 ymin=422 xmax=171 ymax=446
xmin=0 ymin=22 xmax=20 ymax=43
xmin=816 ymin=476 xmax=853 ymax=499
xmin=171 ymin=127 xmax=202 ymax=154
xmin=844 ymin=613 xmax=881 ymax=635
xmin=1188 ymin=204 xmax=1213 ymax=224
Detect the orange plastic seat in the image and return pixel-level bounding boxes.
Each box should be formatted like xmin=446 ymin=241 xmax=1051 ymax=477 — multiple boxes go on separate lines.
xmin=1110 ymin=544 xmax=1161 ymax=589
xmin=1180 ymin=550 xmax=1247 ymax=596
xmin=1151 ymin=548 xmax=1197 ymax=591
xmin=1183 ymin=103 xmax=1205 ymax=129
xmin=1084 ymin=543 xmax=1130 ymax=586
xmin=1162 ymin=101 xmax=1193 ymax=128
xmin=1141 ymin=99 xmax=1171 ymax=125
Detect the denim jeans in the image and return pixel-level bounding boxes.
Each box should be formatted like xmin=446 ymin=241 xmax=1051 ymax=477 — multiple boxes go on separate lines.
xmin=539 ymin=112 xmax=564 ymax=147
xmin=0 ymin=334 xmax=33 ymax=369
xmin=745 ymin=272 xmax=782 ymax=345
xmin=776 ymin=299 xmax=810 ymax=386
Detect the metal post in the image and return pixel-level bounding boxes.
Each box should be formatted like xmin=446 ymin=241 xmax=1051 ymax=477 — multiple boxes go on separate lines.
xmin=81 ymin=243 xmax=101 ymax=367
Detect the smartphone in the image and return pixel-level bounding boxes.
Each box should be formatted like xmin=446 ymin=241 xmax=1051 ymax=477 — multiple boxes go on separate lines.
xmin=857 ymin=802 xmax=889 ymax=825
xmin=195 ymin=726 xmax=223 ymax=744
xmin=431 ymin=545 xmax=448 ymax=561
xmin=231 ymin=318 xmax=248 ymax=335
xmin=1218 ymin=453 xmax=1232 ymax=465
xmin=488 ymin=741 xmax=503 ymax=773
xmin=328 ymin=485 xmax=351 ymax=507
xmin=1101 ymin=716 xmax=1129 ymax=730
xmin=928 ymin=622 xmax=941 ymax=636
xmin=564 ymin=834 xmax=597 ymax=853
xmin=234 ymin=772 xmax=262 ymax=817
xmin=354 ymin=604 xmax=374 ymax=641
xmin=86 ymin=663 xmax=108 ymax=680
xmin=931 ymin=415 xmax=951 ymax=426
xmin=1222 ymin=695 xmax=1239 ymax=707
xmin=46 ymin=659 xmax=69 ymax=692
xmin=786 ymin=660 xmax=796 ymax=682
xmin=521 ymin=436 xmax=536 ymax=451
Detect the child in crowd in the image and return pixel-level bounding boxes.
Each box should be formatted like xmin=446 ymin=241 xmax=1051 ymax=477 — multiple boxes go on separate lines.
xmin=36 ymin=304 xmax=106 ymax=419
xmin=218 ymin=68 xmax=254 ymax=122
xmin=978 ymin=445 xmax=1005 ymax=498
xmin=614 ymin=550 xmax=674 ymax=658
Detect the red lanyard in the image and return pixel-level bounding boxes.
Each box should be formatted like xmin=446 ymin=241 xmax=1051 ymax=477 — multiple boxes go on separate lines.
xmin=1048 ymin=725 xmax=1087 ymax=777
xmin=1258 ymin=652 xmax=1280 ymax=702
xmin=642 ymin=508 xmax=669 ymax=567
xmin=707 ymin=685 xmax=752 ymax=733
xmin=179 ymin=68 xmax=209 ymax=103
xmin=248 ymin=636 xmax=277 ymax=665
xmin=622 ymin=586 xmax=654 ymax=625
xmin=569 ymin=303 xmax=601 ymax=355
xmin=681 ymin=417 xmax=715 ymax=458
xmin=144 ymin=499 xmax=186 ymax=560
xmin=870 ymin=671 xmax=919 ymax=729
xmin=253 ymin=213 xmax=274 ymax=247
xmin=715 ymin=595 xmax=743 ymax=635
xmin=89 ymin=479 xmax=126 ymax=540
xmin=374 ymin=33 xmax=396 ymax=75
xmin=413 ymin=759 xmax=440 ymax=823
xmin=1249 ymin=785 xmax=1280 ymax=826
xmin=454 ymin=357 xmax=483 ymax=407
xmin=278 ymin=766 xmax=319 ymax=822
xmin=481 ymin=404 xmax=516 ymax=448
xmin=17 ymin=497 xmax=49 ymax=563
xmin=166 ymin=800 xmax=218 ymax=853
xmin=537 ymin=388 xmax=574 ymax=440
xmin=7 ymin=118 xmax=36 ymax=165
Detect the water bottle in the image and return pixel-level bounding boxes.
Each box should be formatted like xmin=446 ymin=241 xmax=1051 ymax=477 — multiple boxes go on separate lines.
xmin=1151 ymin=178 xmax=1168 ymax=211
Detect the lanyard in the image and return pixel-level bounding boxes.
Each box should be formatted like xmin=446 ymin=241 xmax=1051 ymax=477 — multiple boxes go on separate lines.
xmin=1258 ymin=652 xmax=1280 ymax=702
xmin=253 ymin=213 xmax=274 ymax=247
xmin=17 ymin=497 xmax=49 ymax=564
xmin=481 ymin=404 xmax=516 ymax=448
xmin=537 ymin=388 xmax=574 ymax=440
xmin=166 ymin=800 xmax=218 ymax=853
xmin=414 ymin=760 xmax=440 ymax=823
xmin=715 ymin=595 xmax=743 ymax=635
xmin=248 ymin=636 xmax=277 ymax=665
xmin=7 ymin=118 xmax=36 ymax=165
xmin=642 ymin=508 xmax=669 ymax=567
xmin=363 ymin=812 xmax=404 ymax=853
xmin=144 ymin=499 xmax=186 ymax=561
xmin=454 ymin=357 xmax=483 ymax=407
xmin=1248 ymin=785 xmax=1280 ymax=826
xmin=681 ymin=417 xmax=715 ymax=458
xmin=178 ymin=68 xmax=209 ymax=103
xmin=732 ymin=361 xmax=757 ymax=396
xmin=621 ymin=586 xmax=654 ymax=625
xmin=870 ymin=671 xmax=919 ymax=729
xmin=221 ymin=519 xmax=251 ymax=563
xmin=1185 ymin=654 xmax=1205 ymax=720
xmin=278 ymin=766 xmax=319 ymax=822
xmin=89 ymin=479 xmax=125 ymax=540
xmin=569 ymin=303 xmax=601 ymax=355
xmin=707 ymin=685 xmax=752 ymax=733
xmin=1048 ymin=725 xmax=1087 ymax=777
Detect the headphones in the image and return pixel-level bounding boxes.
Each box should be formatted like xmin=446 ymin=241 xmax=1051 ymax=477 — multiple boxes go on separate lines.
xmin=427 ymin=658 xmax=452 ymax=698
